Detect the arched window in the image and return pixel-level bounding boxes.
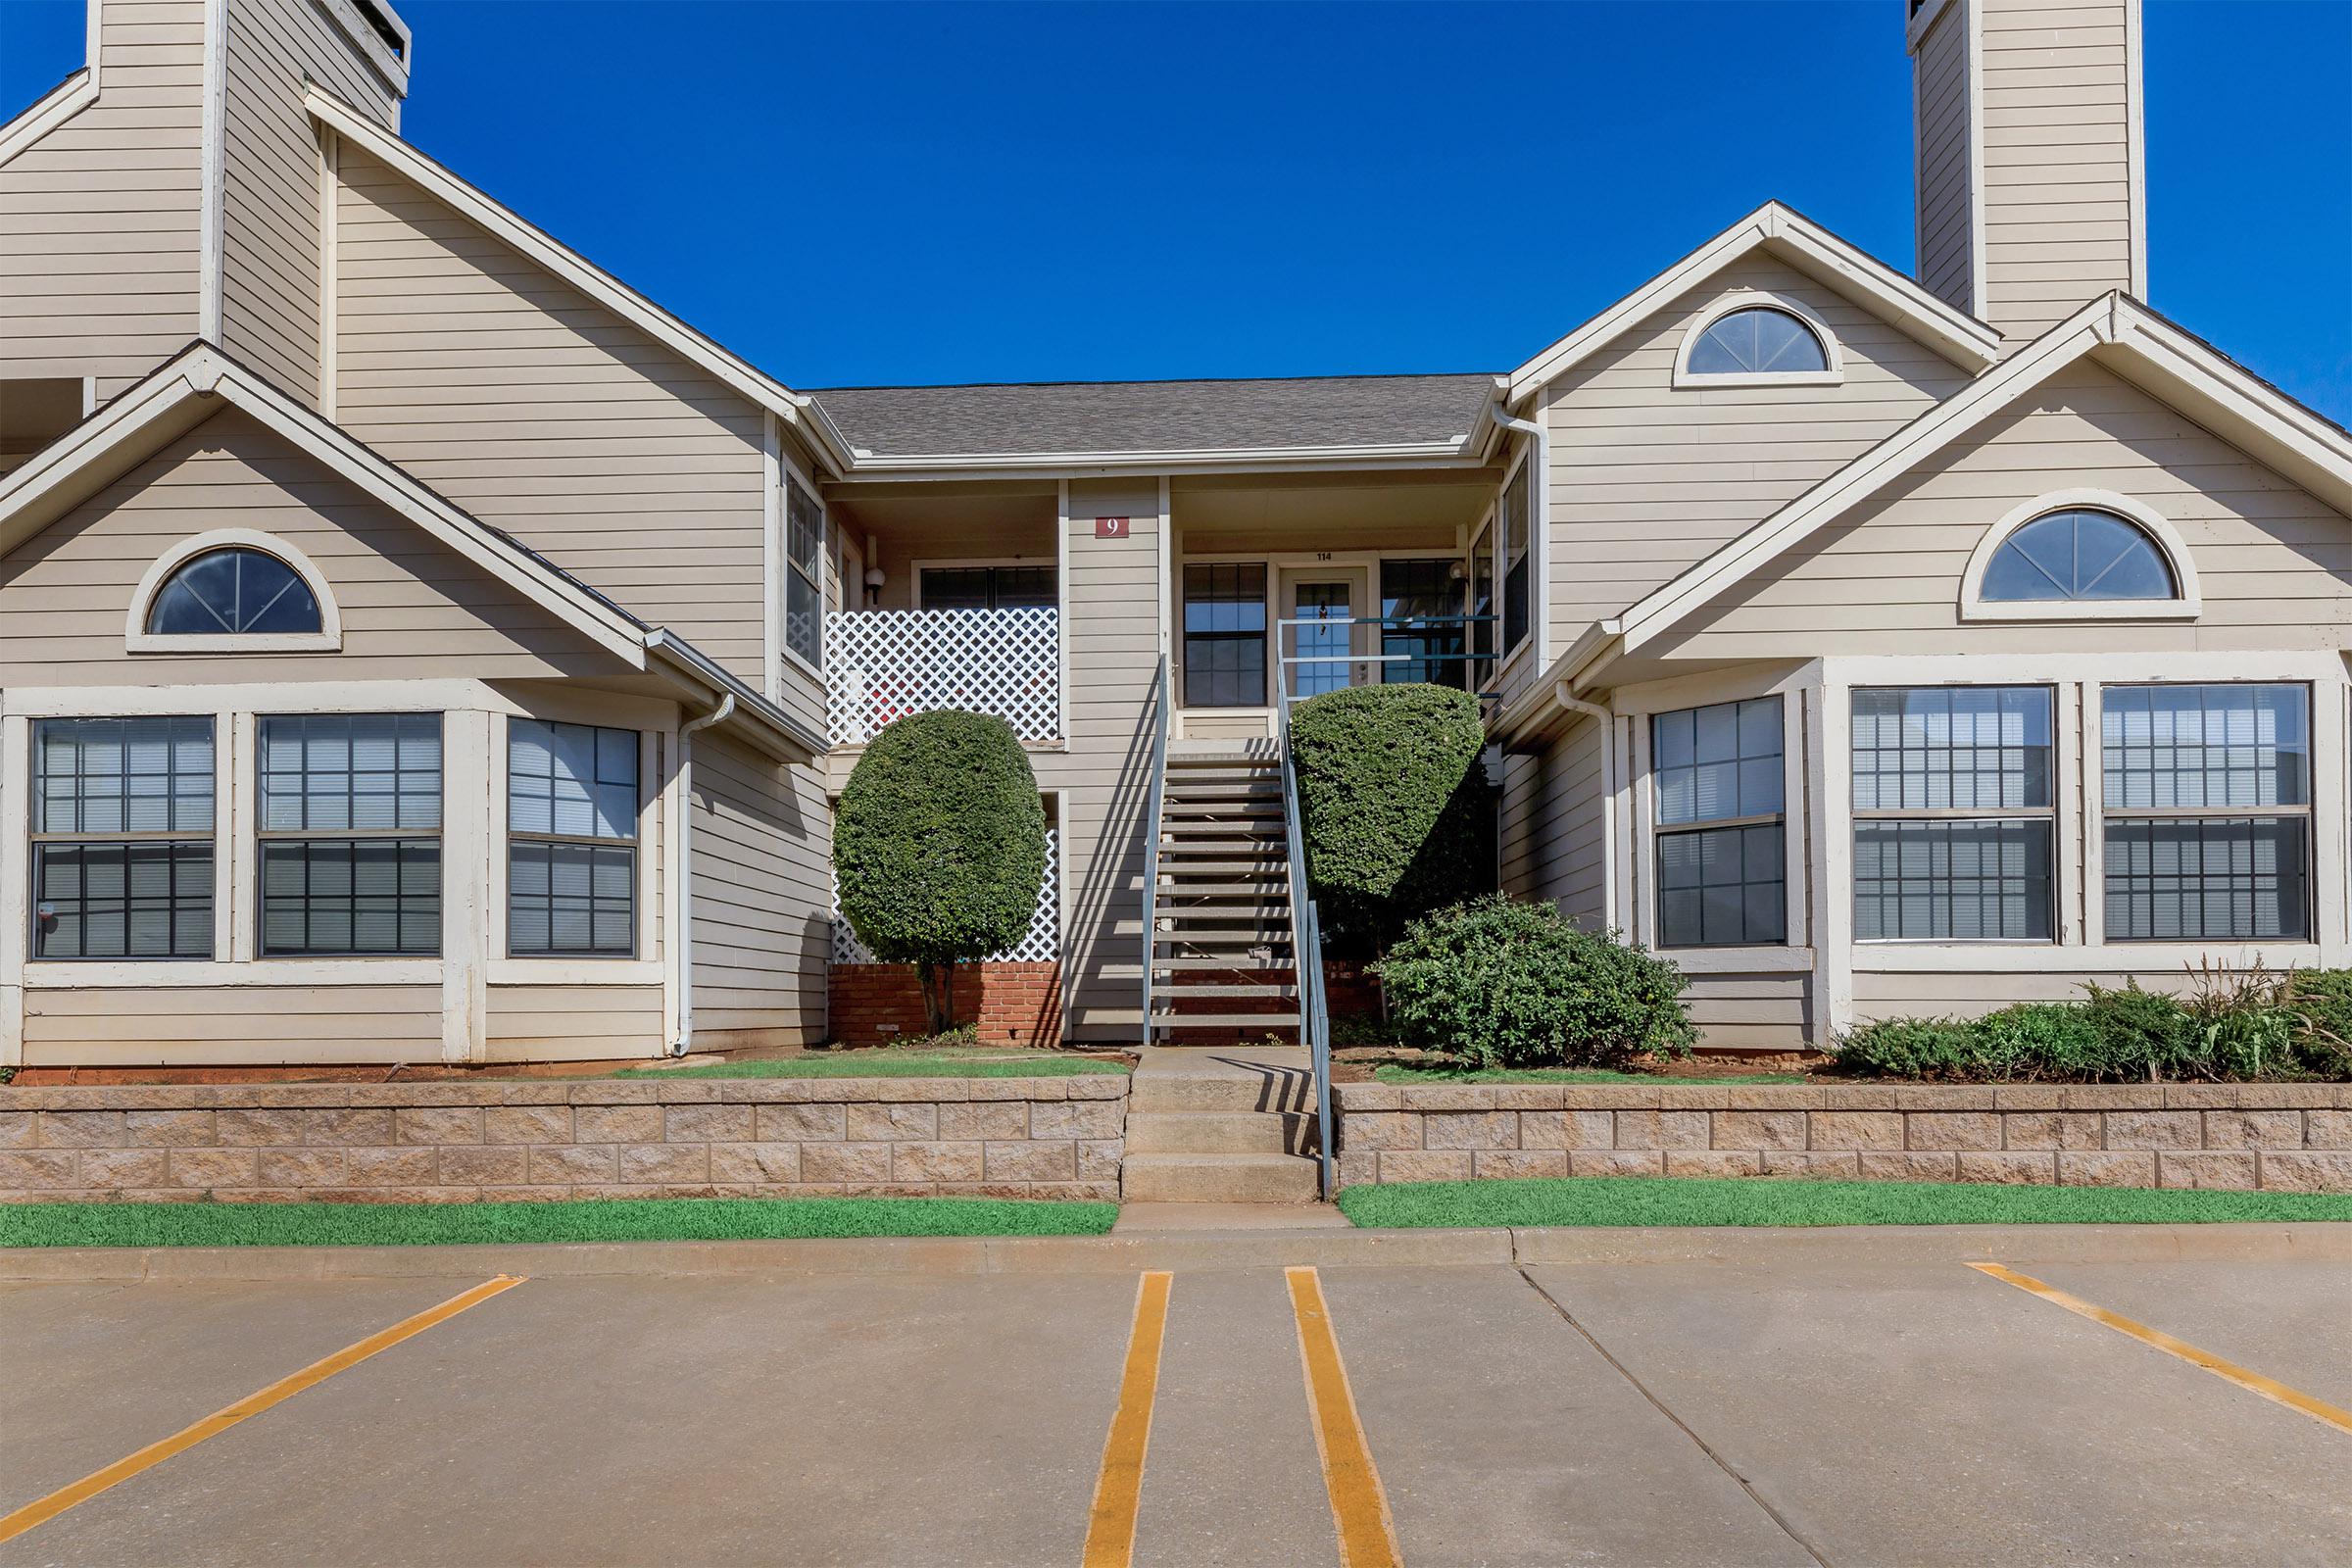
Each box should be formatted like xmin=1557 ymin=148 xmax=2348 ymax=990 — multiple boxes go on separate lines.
xmin=1981 ymin=509 xmax=2176 ymax=603
xmin=145 ymin=547 xmax=321 ymax=634
xmin=1685 ymin=307 xmax=1831 ymax=377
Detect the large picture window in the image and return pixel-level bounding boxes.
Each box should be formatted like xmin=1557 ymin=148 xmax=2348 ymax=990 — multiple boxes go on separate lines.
xmin=1653 ymin=698 xmax=1786 ymax=948
xmin=508 ymin=720 xmax=639 ymax=957
xmin=2101 ymin=684 xmax=2310 ymax=942
xmin=1852 ymin=686 xmax=2054 ymax=941
xmin=258 ymin=714 xmax=442 ymax=956
xmin=30 ymin=717 xmax=215 ymax=959
xmin=1183 ymin=563 xmax=1267 ymax=709
xmin=783 ymin=474 xmax=824 ymax=669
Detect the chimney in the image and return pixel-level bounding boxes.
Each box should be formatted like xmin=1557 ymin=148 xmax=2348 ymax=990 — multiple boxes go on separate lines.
xmin=1909 ymin=0 xmax=2146 ymax=344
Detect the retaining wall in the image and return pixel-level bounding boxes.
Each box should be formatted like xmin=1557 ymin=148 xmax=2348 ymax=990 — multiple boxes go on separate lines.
xmin=828 ymin=961 xmax=1064 ymax=1048
xmin=0 ymin=1076 xmax=1126 ymax=1203
xmin=1334 ymin=1081 xmax=2352 ymax=1193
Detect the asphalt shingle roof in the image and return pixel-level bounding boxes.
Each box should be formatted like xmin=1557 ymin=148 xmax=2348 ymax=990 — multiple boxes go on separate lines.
xmin=809 ymin=372 xmax=1499 ymax=459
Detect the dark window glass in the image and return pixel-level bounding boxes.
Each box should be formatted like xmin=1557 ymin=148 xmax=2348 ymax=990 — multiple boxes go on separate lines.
xmin=30 ymin=717 xmax=215 ymax=960
xmin=1380 ymin=559 xmax=1466 ymax=689
xmin=919 ymin=564 xmax=1056 ymax=611
xmin=784 ymin=476 xmax=824 ymax=668
xmin=1686 ymin=307 xmax=1830 ymax=376
xmin=508 ymin=719 xmax=638 ymax=957
xmin=145 ymin=548 xmax=320 ymax=635
xmin=1469 ymin=529 xmax=1494 ymax=668
xmin=1854 ymin=820 xmax=2054 ymax=941
xmin=1658 ymin=824 xmax=1786 ymax=948
xmin=261 ymin=839 xmax=441 ymax=956
xmin=1982 ymin=510 xmax=2176 ymax=603
xmin=257 ymin=714 xmax=441 ymax=956
xmin=1501 ymin=463 xmax=1531 ymax=656
xmin=1183 ymin=564 xmax=1267 ymax=709
xmin=1653 ymin=698 xmax=1786 ymax=948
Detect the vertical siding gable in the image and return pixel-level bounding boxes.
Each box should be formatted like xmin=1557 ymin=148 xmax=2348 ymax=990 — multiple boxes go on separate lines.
xmin=1913 ymin=0 xmax=1974 ymax=314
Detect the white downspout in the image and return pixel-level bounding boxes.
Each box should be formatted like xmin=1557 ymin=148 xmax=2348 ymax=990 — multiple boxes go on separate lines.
xmin=1493 ymin=404 xmax=1550 ymax=673
xmin=1552 ymin=681 xmax=1623 ymax=932
xmin=669 ymin=694 xmax=735 ymax=1056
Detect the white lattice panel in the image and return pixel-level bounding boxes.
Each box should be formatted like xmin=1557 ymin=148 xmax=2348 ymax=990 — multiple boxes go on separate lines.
xmin=824 ymin=608 xmax=1059 ymax=744
xmin=833 ymin=827 xmax=1058 ymax=965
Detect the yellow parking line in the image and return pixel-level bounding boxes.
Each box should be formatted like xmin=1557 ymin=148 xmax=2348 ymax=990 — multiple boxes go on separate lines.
xmin=1969 ymin=1262 xmax=2352 ymax=1438
xmin=1286 ymin=1266 xmax=1402 ymax=1568
xmin=0 ymin=1274 xmax=527 ymax=1544
xmin=1082 ymin=1270 xmax=1174 ymax=1568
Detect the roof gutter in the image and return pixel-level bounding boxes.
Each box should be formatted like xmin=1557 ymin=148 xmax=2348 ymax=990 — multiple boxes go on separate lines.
xmin=644 ymin=629 xmax=826 ymax=762
xmin=668 ymin=694 xmax=735 ymax=1056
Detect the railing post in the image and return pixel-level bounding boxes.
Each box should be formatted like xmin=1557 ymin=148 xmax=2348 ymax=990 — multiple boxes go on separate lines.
xmin=1140 ymin=654 xmax=1169 ymax=1046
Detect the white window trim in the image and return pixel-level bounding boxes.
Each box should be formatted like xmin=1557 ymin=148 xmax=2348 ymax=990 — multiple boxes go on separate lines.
xmin=1958 ymin=489 xmax=2202 ymax=622
xmin=1671 ymin=290 xmax=1845 ymax=389
xmin=778 ymin=450 xmax=827 ymax=682
xmin=125 ymin=529 xmax=344 ymax=653
xmin=486 ymin=709 xmax=665 ymax=981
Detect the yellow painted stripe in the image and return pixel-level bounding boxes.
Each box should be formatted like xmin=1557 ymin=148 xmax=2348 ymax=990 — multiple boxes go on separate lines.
xmin=1286 ymin=1266 xmax=1402 ymax=1568
xmin=1082 ymin=1269 xmax=1174 ymax=1568
xmin=0 ymin=1274 xmax=526 ymax=1544
xmin=1969 ymin=1262 xmax=2352 ymax=1438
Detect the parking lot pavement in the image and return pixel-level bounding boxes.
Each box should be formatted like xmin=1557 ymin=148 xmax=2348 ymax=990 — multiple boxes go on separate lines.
xmin=3 ymin=1243 xmax=2348 ymax=1567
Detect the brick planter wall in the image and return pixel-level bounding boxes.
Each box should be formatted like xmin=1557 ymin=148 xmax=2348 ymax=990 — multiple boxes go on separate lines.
xmin=0 ymin=1076 xmax=1126 ymax=1203
xmin=1334 ymin=1081 xmax=2352 ymax=1193
xmin=828 ymin=961 xmax=1063 ymax=1047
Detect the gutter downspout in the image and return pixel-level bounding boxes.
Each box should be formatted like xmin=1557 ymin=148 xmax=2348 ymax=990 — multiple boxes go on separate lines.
xmin=669 ymin=694 xmax=736 ymax=1056
xmin=1493 ymin=404 xmax=1550 ymax=674
xmin=1551 ymin=681 xmax=1625 ymax=932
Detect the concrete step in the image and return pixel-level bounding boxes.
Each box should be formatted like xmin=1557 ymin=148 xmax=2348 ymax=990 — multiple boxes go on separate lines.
xmin=1122 ymin=1152 xmax=1320 ymax=1204
xmin=1128 ymin=1049 xmax=1313 ymax=1113
xmin=1125 ymin=1109 xmax=1314 ymax=1155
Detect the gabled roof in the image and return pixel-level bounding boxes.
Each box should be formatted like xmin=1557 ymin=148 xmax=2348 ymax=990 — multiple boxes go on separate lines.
xmin=304 ymin=87 xmax=858 ymax=477
xmin=1587 ymin=293 xmax=2352 ymax=662
xmin=0 ymin=343 xmax=822 ymax=761
xmin=1505 ymin=202 xmax=2005 ymax=403
xmin=811 ymin=373 xmax=1500 ymax=466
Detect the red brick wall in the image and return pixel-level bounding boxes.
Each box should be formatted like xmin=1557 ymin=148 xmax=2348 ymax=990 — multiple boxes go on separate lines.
xmin=829 ymin=962 xmax=1064 ymax=1047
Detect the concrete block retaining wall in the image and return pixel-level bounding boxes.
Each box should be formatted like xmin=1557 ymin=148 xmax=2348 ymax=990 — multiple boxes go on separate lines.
xmin=0 ymin=1076 xmax=1127 ymax=1203
xmin=1334 ymin=1082 xmax=2352 ymax=1193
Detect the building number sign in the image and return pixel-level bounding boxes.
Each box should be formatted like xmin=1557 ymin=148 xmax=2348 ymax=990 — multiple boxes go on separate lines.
xmin=1095 ymin=516 xmax=1131 ymax=539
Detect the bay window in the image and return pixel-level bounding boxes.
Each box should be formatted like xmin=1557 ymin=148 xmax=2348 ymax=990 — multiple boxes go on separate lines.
xmin=258 ymin=713 xmax=442 ymax=956
xmin=1653 ymin=698 xmax=1786 ymax=948
xmin=30 ymin=717 xmax=215 ymax=959
xmin=508 ymin=719 xmax=640 ymax=956
xmin=2101 ymin=683 xmax=2310 ymax=942
xmin=1852 ymin=686 xmax=2054 ymax=941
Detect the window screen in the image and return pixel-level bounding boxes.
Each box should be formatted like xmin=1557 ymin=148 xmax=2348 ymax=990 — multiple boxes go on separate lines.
xmin=784 ymin=475 xmax=824 ymax=668
xmin=1183 ymin=564 xmax=1267 ymax=709
xmin=1653 ymin=698 xmax=1786 ymax=948
xmin=2101 ymin=684 xmax=2310 ymax=941
xmin=30 ymin=716 xmax=216 ymax=959
xmin=257 ymin=714 xmax=441 ymax=956
xmin=1851 ymin=687 xmax=2054 ymax=941
xmin=508 ymin=719 xmax=638 ymax=956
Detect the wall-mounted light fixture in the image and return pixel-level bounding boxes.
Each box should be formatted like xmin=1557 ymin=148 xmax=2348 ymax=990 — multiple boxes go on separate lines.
xmin=863 ymin=565 xmax=886 ymax=608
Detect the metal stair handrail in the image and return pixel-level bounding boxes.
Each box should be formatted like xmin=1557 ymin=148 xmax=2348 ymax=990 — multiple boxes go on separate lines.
xmin=1275 ymin=670 xmax=1336 ymax=1200
xmin=1140 ymin=653 xmax=1169 ymax=1042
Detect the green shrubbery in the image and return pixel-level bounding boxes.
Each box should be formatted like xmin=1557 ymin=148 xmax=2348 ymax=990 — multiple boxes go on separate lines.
xmin=1835 ymin=968 xmax=2352 ymax=1083
xmin=833 ymin=710 xmax=1047 ymax=1034
xmin=1375 ymin=895 xmax=1695 ymax=1069
xmin=1289 ymin=683 xmax=1495 ymax=956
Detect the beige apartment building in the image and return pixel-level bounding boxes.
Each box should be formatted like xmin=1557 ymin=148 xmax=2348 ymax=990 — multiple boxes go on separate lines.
xmin=2 ymin=0 xmax=2348 ymax=1068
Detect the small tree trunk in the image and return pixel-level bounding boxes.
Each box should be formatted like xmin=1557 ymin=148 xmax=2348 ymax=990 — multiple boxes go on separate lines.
xmin=917 ymin=960 xmax=956 ymax=1038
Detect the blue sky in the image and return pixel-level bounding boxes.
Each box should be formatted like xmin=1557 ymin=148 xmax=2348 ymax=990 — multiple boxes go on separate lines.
xmin=5 ymin=1 xmax=2347 ymax=420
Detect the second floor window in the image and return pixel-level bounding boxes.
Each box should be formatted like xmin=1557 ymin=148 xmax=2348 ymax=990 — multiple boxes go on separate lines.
xmin=1653 ymin=698 xmax=1786 ymax=948
xmin=784 ymin=475 xmax=824 ymax=670
xmin=259 ymin=714 xmax=442 ymax=956
xmin=1500 ymin=460 xmax=1532 ymax=659
xmin=1183 ymin=564 xmax=1267 ymax=708
xmin=919 ymin=564 xmax=1056 ymax=611
xmin=1380 ymin=559 xmax=1467 ymax=689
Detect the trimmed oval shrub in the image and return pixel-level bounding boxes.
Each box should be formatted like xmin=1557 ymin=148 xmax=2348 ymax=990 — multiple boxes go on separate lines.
xmin=1374 ymin=895 xmax=1695 ymax=1068
xmin=1289 ymin=683 xmax=1494 ymax=956
xmin=833 ymin=709 xmax=1047 ymax=1034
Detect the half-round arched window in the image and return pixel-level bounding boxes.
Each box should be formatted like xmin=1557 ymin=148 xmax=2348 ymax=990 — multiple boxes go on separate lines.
xmin=1685 ymin=307 xmax=1831 ymax=377
xmin=145 ymin=547 xmax=321 ymax=634
xmin=1980 ymin=509 xmax=2177 ymax=603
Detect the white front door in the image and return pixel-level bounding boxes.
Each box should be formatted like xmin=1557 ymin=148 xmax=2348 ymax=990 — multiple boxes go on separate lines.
xmin=1279 ymin=565 xmax=1370 ymax=700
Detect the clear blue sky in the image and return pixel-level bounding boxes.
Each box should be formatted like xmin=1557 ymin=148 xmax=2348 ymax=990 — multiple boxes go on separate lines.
xmin=5 ymin=1 xmax=2347 ymax=420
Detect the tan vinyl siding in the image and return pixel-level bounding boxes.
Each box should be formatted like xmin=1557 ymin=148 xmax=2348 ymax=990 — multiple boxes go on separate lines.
xmin=1853 ymin=965 xmax=2185 ymax=1023
xmin=1542 ymin=257 xmax=1973 ymax=651
xmin=218 ymin=0 xmax=399 ymax=402
xmin=1913 ymin=0 xmax=1974 ymax=314
xmin=486 ymin=984 xmax=664 ymax=1061
xmin=1977 ymin=0 xmax=2139 ymax=341
xmin=1498 ymin=714 xmax=1606 ymax=928
xmin=1061 ymin=478 xmax=1163 ymax=1041
xmin=1658 ymin=363 xmax=2352 ymax=660
xmin=688 ymin=732 xmax=828 ymax=1044
xmin=0 ymin=0 xmax=206 ymax=394
xmin=22 ymin=984 xmax=440 ymax=1065
xmin=331 ymin=148 xmax=770 ymax=685
xmin=0 ymin=406 xmax=623 ymax=686
xmin=1684 ymin=972 xmax=1812 ymax=1050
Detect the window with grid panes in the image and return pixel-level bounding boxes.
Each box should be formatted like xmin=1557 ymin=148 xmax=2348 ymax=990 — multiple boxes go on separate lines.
xmin=1652 ymin=698 xmax=1786 ymax=947
xmin=30 ymin=717 xmax=216 ymax=959
xmin=258 ymin=714 xmax=441 ymax=956
xmin=508 ymin=720 xmax=640 ymax=956
xmin=784 ymin=474 xmax=824 ymax=668
xmin=1182 ymin=563 xmax=1267 ymax=708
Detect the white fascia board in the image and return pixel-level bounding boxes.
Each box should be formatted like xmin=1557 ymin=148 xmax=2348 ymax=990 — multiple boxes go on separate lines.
xmin=303 ymin=87 xmax=852 ymax=477
xmin=831 ymin=441 xmax=1489 ymax=483
xmin=0 ymin=69 xmax=96 ymax=168
xmin=1503 ymin=202 xmax=2003 ymax=405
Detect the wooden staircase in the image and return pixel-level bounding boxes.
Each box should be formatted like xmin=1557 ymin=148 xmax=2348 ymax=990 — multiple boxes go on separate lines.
xmin=1147 ymin=743 xmax=1302 ymax=1045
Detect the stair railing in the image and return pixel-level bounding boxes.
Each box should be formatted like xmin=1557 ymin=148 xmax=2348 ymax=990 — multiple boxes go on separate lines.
xmin=1139 ymin=653 xmax=1170 ymax=1045
xmin=1275 ymin=648 xmax=1336 ymax=1200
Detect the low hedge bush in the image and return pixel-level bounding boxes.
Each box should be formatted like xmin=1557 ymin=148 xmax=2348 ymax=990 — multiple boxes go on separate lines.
xmin=1375 ymin=895 xmax=1695 ymax=1069
xmin=1835 ymin=968 xmax=2352 ymax=1082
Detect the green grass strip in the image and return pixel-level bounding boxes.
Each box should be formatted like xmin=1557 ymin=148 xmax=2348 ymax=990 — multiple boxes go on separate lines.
xmin=0 ymin=1197 xmax=1119 ymax=1249
xmin=1337 ymin=1175 xmax=2352 ymax=1229
xmin=613 ymin=1055 xmax=1128 ymax=1080
xmin=1370 ymin=1064 xmax=1806 ymax=1085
